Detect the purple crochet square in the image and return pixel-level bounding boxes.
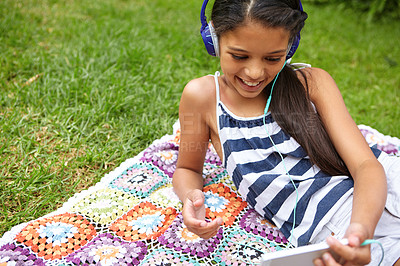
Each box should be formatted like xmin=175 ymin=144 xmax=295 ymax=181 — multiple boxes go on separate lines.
xmin=140 ymin=142 xmax=179 ymax=177
xmin=65 ymin=233 xmax=147 ymax=265
xmin=158 ymin=214 xmax=223 ymax=258
xmin=0 ymin=243 xmax=45 ymax=265
xmin=240 ymin=209 xmax=288 ymax=244
xmin=205 ymin=146 xmax=222 ymax=166
xmin=360 ymin=128 xmax=400 ymax=155
xmin=140 ymin=141 xmax=223 ymax=178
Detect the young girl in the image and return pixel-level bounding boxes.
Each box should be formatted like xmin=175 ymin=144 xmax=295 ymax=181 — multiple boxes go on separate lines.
xmin=172 ymin=0 xmax=400 ymax=265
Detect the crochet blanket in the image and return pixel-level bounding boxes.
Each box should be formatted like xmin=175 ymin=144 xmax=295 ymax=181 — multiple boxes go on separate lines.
xmin=1 ymin=123 xmax=399 ymax=266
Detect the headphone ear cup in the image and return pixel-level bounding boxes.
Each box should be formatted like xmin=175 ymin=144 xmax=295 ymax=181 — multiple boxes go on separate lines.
xmin=286 ymin=32 xmax=300 ymax=60
xmin=201 ymin=22 xmax=220 ymax=57
xmin=286 ymin=0 xmax=303 ymax=59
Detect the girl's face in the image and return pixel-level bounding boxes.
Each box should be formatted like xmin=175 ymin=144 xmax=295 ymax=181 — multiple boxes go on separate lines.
xmin=219 ymin=21 xmax=290 ymax=99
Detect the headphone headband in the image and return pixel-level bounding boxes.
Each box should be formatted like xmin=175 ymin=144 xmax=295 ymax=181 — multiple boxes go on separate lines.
xmin=200 ymin=0 xmax=209 ymax=30
xmin=200 ymin=0 xmax=304 ymax=59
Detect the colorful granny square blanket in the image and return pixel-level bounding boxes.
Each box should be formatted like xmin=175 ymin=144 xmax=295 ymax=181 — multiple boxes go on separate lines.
xmin=1 ymin=122 xmax=399 ymax=265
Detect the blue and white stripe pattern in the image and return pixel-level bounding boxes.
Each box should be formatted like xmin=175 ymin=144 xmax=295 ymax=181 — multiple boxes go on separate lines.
xmin=213 ymin=72 xmax=374 ymax=246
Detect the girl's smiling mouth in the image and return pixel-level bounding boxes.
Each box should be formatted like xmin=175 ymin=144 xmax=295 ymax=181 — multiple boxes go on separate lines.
xmin=242 ymin=79 xmax=261 ymax=86
xmin=237 ymin=76 xmax=264 ymax=91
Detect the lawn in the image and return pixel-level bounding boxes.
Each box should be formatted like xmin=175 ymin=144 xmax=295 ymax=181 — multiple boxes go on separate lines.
xmin=1 ymin=0 xmax=399 ymax=236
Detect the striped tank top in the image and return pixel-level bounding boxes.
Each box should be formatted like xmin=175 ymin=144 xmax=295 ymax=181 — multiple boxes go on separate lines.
xmin=213 ymin=71 xmax=381 ymax=246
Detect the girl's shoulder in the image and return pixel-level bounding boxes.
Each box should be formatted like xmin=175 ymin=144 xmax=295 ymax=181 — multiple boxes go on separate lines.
xmin=295 ymin=66 xmax=332 ymax=82
xmin=180 ymin=75 xmax=216 ymax=113
xmin=184 ymin=74 xmax=216 ymax=94
xmin=295 ymin=67 xmax=336 ymax=98
xmin=181 ymin=75 xmax=217 ymax=108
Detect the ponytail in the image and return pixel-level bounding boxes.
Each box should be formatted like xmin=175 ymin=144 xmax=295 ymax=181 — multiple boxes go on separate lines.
xmin=270 ymin=67 xmax=350 ymax=176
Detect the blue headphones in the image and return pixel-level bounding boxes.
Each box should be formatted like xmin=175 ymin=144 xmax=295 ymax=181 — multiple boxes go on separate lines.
xmin=200 ymin=0 xmax=303 ymax=59
xmin=200 ymin=0 xmax=220 ymax=57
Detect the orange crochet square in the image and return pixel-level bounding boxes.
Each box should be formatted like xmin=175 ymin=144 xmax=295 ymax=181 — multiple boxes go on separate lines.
xmin=204 ymin=183 xmax=247 ymax=226
xmin=109 ymin=201 xmax=177 ymax=242
xmin=14 ymin=213 xmax=96 ymax=261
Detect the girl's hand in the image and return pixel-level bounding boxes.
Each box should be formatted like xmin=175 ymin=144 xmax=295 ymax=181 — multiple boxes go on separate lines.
xmin=314 ymin=223 xmax=371 ymax=266
xmin=182 ymin=189 xmax=223 ymax=239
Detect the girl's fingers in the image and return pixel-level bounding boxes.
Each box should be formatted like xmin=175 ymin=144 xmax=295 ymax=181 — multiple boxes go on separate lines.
xmin=324 ymin=237 xmax=371 ymax=265
xmin=326 ymin=237 xmax=356 ymax=261
xmin=185 ymin=217 xmax=222 ymax=239
xmin=321 ymin=252 xmax=341 ymax=266
xmin=313 ymin=257 xmax=325 ymax=266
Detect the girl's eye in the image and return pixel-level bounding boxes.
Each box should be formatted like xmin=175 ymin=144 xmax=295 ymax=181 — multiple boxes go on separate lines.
xmin=231 ymin=54 xmax=248 ymax=60
xmin=266 ymin=57 xmax=282 ymax=62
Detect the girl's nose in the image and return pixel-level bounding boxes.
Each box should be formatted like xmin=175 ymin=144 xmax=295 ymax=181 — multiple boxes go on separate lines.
xmin=244 ymin=62 xmax=265 ymax=80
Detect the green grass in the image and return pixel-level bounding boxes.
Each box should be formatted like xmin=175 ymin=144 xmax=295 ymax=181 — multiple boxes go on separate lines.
xmin=0 ymin=0 xmax=399 ymax=236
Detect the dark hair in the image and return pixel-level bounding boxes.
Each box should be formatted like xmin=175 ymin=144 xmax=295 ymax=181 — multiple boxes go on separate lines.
xmin=211 ymin=0 xmax=350 ymax=176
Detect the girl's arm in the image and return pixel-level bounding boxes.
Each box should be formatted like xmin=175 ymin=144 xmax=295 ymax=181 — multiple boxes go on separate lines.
xmin=172 ymin=77 xmax=222 ymax=239
xmin=307 ymin=68 xmax=387 ymax=265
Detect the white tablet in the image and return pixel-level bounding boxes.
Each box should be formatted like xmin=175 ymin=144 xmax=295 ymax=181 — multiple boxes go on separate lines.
xmin=261 ymin=239 xmax=348 ymax=266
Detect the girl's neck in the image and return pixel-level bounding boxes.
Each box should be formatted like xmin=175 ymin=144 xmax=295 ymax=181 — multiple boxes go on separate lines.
xmin=219 ymin=74 xmax=268 ymax=118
